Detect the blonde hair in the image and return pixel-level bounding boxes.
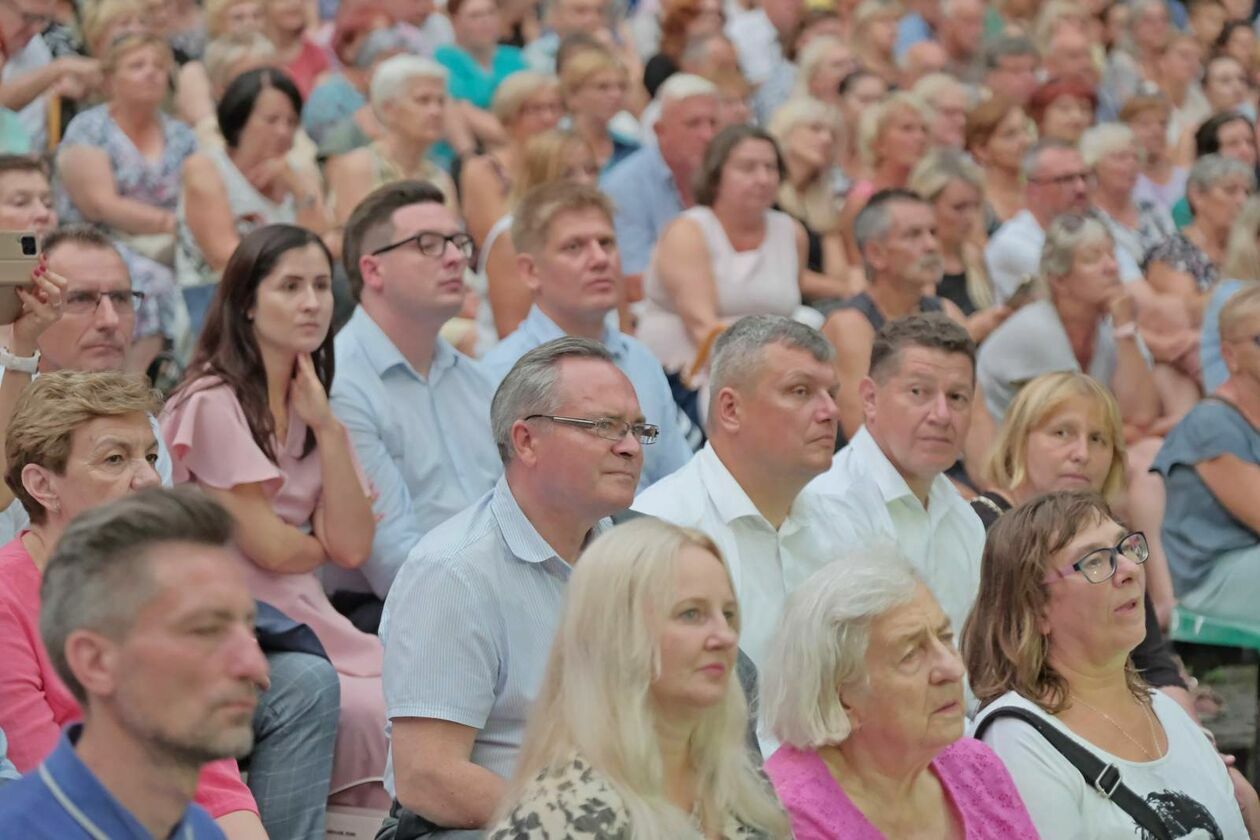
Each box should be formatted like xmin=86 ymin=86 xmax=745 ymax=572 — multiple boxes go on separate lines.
xmin=793 ymin=35 xmax=847 ymax=99
xmin=496 ymin=518 xmax=791 ymax=839
xmin=559 ymin=46 xmax=625 ymax=102
xmin=858 ymin=91 xmax=928 ymax=167
xmin=1080 ymin=123 xmax=1141 ymax=168
xmin=5 ymin=371 xmax=160 ymax=525
xmin=1222 ymin=196 xmax=1260 ymax=282
xmin=83 ymin=0 xmax=145 ymax=56
xmin=984 ymin=371 xmax=1128 ymax=502
xmin=1220 ymin=281 xmax=1260 ymax=339
xmin=205 ymin=0 xmax=260 ymax=37
xmin=768 ymin=97 xmax=842 ymax=230
xmin=491 ymin=70 xmax=560 ymax=126
xmin=507 ymin=129 xmax=596 ymax=207
xmin=908 ymin=148 xmax=995 ymax=309
xmin=102 ymin=32 xmax=174 ymax=78
xmin=203 ymin=32 xmax=277 ymax=92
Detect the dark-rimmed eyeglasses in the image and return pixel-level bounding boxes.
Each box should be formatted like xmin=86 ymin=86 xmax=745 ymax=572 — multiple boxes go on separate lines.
xmin=1044 ymin=531 xmax=1149 ymax=585
xmin=525 ymin=414 xmax=659 ymax=445
xmin=64 ymin=289 xmax=146 ymax=315
xmin=371 ymin=231 xmax=475 ymax=259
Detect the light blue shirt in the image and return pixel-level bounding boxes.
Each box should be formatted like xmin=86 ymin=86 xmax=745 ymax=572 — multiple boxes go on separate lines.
xmin=0 ymin=726 xmax=17 ymax=787
xmin=522 ymin=31 xmax=560 ymax=74
xmin=328 ymin=308 xmax=502 ymax=598
xmin=601 ymin=144 xmax=684 ymax=276
xmin=1201 ymin=278 xmax=1246 ymax=394
xmin=380 ymin=476 xmax=611 ymax=795
xmin=481 ymin=305 xmax=693 ymax=488
xmin=894 ymin=12 xmax=933 ymax=59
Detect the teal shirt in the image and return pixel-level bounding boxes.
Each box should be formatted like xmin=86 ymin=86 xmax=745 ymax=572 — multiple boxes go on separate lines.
xmin=435 ymin=44 xmax=527 ymax=109
xmin=1172 ymin=196 xmax=1193 ymax=229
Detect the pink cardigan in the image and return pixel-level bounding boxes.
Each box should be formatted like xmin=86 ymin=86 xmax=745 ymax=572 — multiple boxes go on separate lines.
xmin=765 ymin=737 xmax=1040 ymax=839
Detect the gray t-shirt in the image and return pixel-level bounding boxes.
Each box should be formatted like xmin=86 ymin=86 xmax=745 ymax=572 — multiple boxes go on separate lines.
xmin=1152 ymin=398 xmax=1260 ymax=594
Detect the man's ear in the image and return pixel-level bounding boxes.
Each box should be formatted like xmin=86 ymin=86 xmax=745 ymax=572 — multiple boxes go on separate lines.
xmin=20 ymin=463 xmax=60 ymax=518
xmin=517 ymin=252 xmax=542 ymax=296
xmin=358 ymin=253 xmax=385 ymax=295
xmin=711 ymin=386 xmax=742 ymax=436
xmin=857 ymin=376 xmax=878 ymax=428
xmin=63 ymin=629 xmax=122 ymax=701
xmin=509 ymin=418 xmax=541 ymax=467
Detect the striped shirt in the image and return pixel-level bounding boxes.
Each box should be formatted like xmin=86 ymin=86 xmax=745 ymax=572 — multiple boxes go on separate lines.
xmin=379 ymin=475 xmax=611 ymax=796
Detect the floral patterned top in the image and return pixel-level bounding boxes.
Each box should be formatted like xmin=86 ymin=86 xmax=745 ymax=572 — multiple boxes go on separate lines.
xmin=487 ymin=753 xmax=773 ymax=839
xmin=1143 ymin=231 xmax=1218 ymax=291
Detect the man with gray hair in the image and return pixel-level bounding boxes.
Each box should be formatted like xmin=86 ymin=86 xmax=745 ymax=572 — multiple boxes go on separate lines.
xmin=0 ymin=486 xmax=270 ymax=837
xmin=634 ymin=315 xmax=855 ymax=685
xmin=380 ymin=336 xmax=648 ymax=835
xmin=981 ymin=35 xmax=1038 ymax=106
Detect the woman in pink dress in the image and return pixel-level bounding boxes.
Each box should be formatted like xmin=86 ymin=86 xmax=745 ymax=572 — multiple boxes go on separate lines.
xmin=161 ymin=223 xmax=385 ymax=805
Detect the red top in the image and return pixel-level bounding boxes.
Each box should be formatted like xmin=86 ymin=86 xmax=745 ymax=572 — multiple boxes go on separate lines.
xmin=0 ymin=536 xmax=258 ymax=818
xmin=284 ymin=39 xmax=333 ymax=99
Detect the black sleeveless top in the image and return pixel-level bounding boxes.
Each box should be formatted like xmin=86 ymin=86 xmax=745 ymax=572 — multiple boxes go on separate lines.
xmin=833 ymin=291 xmax=946 ymax=331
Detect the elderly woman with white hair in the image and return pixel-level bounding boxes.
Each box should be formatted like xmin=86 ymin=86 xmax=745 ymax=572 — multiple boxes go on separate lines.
xmin=913 ymin=73 xmax=970 ymax=150
xmin=1083 ymin=122 xmax=1175 ymax=267
xmin=761 ymin=548 xmax=1039 ymax=838
xmin=488 ymin=518 xmax=791 ymax=838
xmin=326 ymin=54 xmax=458 ymax=227
xmin=792 ymin=36 xmax=858 ymax=109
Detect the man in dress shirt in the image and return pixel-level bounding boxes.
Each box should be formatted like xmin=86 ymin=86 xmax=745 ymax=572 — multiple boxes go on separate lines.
xmin=633 ymin=315 xmax=852 ymax=676
xmin=380 ymin=337 xmax=647 ymax=835
xmin=810 ymin=313 xmax=985 ymax=640
xmin=0 ymin=487 xmax=270 ymax=837
xmin=482 ymin=181 xmax=692 ymax=487
xmin=330 ymin=180 xmax=502 ymax=622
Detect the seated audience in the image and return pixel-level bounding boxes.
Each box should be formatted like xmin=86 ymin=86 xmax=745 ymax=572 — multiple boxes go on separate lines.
xmin=849 ymin=0 xmax=901 ymax=87
xmin=1083 ymin=123 xmax=1176 ymax=267
xmin=913 ymin=73 xmax=969 ymax=150
xmin=644 ymin=0 xmax=726 ymax=97
xmin=821 ymin=191 xmax=967 ymax=440
xmin=560 ymin=46 xmax=638 ymax=174
xmin=1121 ymin=94 xmax=1187 ymax=215
xmin=812 ymin=314 xmax=983 ymax=641
xmin=483 ymin=182 xmax=691 ymax=485
xmin=188 ymin=32 xmax=279 ymax=150
xmin=634 ymin=315 xmax=852 ymax=677
xmin=639 ymin=124 xmax=813 ymax=378
xmin=790 ymin=35 xmax=855 ymax=110
xmin=836 ymin=70 xmax=889 ymax=179
xmin=262 ymin=0 xmax=330 ymax=98
xmin=978 ymin=214 xmax=1158 ymax=424
xmin=980 ymin=36 xmax=1039 ymax=106
xmin=1171 ymin=111 xmax=1258 ymax=226
xmin=330 ymin=181 xmax=500 ymax=614
xmin=379 ymin=337 xmax=646 ymax=834
xmin=435 ymin=0 xmax=527 ymax=142
xmin=0 ymin=372 xmax=268 ymax=837
xmin=1202 ymin=53 xmax=1252 ymax=120
xmin=965 ymin=491 xmax=1258 ymax=838
xmin=0 ymin=486 xmax=272 ymax=837
xmin=488 ymin=518 xmax=790 ymax=837
xmin=1027 ymin=74 xmax=1096 ymax=145
xmin=1154 ymin=284 xmax=1260 ymax=633
xmin=964 ymin=96 xmax=1031 ymax=233
xmin=178 ymin=67 xmax=328 ymax=337
xmin=326 ymin=55 xmax=457 ymax=229
xmin=1201 ymin=196 xmax=1260 ymax=391
xmin=162 ymin=224 xmax=386 ymax=805
xmin=761 ymin=549 xmax=1038 ymax=838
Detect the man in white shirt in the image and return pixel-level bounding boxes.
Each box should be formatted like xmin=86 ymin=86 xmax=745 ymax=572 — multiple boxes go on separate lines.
xmin=633 ymin=314 xmax=852 ymax=676
xmin=810 ymin=312 xmax=984 ymax=639
xmin=726 ymin=0 xmax=801 ymax=87
xmin=985 ymin=139 xmax=1143 ymax=301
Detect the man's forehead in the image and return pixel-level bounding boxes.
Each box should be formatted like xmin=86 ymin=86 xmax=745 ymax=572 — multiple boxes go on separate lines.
xmin=891 ymin=346 xmax=974 ymax=380
xmin=391 ymin=201 xmax=457 ymax=234
xmin=50 ymin=245 xmax=130 ymax=281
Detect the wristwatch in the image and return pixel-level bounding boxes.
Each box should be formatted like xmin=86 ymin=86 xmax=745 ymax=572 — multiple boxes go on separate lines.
xmin=1113 ymin=322 xmax=1138 ymax=340
xmin=0 ymin=346 xmax=40 ymax=374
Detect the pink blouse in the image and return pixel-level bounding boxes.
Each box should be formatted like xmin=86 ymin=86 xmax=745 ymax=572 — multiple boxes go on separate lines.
xmin=764 ymin=738 xmax=1040 ymax=839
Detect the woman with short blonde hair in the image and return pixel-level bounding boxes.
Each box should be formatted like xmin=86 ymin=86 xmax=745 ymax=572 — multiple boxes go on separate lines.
xmin=1203 ymin=196 xmax=1260 ymax=390
xmin=560 ymin=46 xmax=640 ymax=174
xmin=488 ymin=517 xmax=790 ymax=838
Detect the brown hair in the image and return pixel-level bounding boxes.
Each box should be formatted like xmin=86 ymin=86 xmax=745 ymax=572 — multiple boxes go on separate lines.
xmin=961 ymin=491 xmax=1149 ymax=713
xmin=511 ymin=180 xmax=613 ymax=256
xmin=507 ymin=129 xmax=596 ymax=207
xmin=965 ymin=95 xmax=1025 ymax=156
xmin=868 ymin=312 xmax=976 ymax=381
xmin=659 ymin=0 xmax=713 ymax=59
xmin=693 ymin=124 xmax=785 ymax=207
xmin=102 ymin=32 xmax=174 ymax=78
xmin=342 ymin=179 xmax=448 ymax=300
xmin=1028 ymin=75 xmax=1098 ymax=128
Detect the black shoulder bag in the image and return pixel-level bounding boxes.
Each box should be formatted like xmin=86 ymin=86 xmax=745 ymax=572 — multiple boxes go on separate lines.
xmin=974 ymin=707 xmax=1172 ymax=840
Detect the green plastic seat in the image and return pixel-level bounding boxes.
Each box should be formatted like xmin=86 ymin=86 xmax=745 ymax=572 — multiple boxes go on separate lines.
xmin=1170 ymin=606 xmax=1260 ymax=652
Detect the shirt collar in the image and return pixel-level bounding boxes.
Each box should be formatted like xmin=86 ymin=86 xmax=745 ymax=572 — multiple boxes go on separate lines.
xmin=346 ymin=306 xmax=457 ymax=381
xmin=521 ymin=305 xmax=628 ymax=360
xmin=850 ymin=427 xmax=964 ymax=526
xmin=694 ymin=443 xmax=806 ymax=532
xmin=489 ymin=475 xmax=610 ymax=573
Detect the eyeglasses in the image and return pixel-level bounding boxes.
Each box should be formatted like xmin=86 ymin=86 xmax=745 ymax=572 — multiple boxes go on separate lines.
xmin=1029 ymin=171 xmax=1095 ymax=187
xmin=64 ymin=289 xmax=146 ymax=315
xmin=525 ymin=414 xmax=660 ymax=444
xmin=371 ymin=231 xmax=475 ymax=259
xmin=1044 ymin=531 xmax=1149 ymax=584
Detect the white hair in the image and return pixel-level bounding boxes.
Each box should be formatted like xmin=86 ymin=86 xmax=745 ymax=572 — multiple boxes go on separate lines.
xmin=912 ymin=72 xmax=966 ymax=110
xmin=767 ymin=96 xmax=841 ymax=147
xmin=655 ymin=72 xmax=718 ymax=113
xmin=369 ymin=54 xmax=448 ymax=112
xmin=1079 ymin=123 xmax=1138 ymax=168
xmin=794 ymin=35 xmax=846 ymax=98
xmin=858 ymin=91 xmax=928 ymax=167
xmin=761 ymin=542 xmax=921 ymax=750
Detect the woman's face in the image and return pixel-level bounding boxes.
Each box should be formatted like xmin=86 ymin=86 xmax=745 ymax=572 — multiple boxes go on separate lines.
xmin=1093 ymin=146 xmax=1140 ymax=196
xmin=266 ymin=0 xmax=306 ymax=34
xmin=1131 ymin=2 xmax=1169 ymax=51
xmin=978 ymin=107 xmax=1032 ymax=172
xmin=223 ymin=0 xmax=265 ymax=35
xmin=1223 ymin=311 xmax=1260 ymax=382
xmin=1218 ymin=119 xmax=1259 ymax=167
xmin=512 ymin=86 xmax=563 ymax=139
xmin=716 ymin=137 xmax=780 ymax=210
xmin=454 ymin=0 xmax=500 ymax=50
xmin=1040 ymin=515 xmax=1147 ymax=667
xmin=931 ymin=178 xmax=981 ymax=248
xmin=928 ymin=87 xmax=968 ymax=150
xmin=880 ymin=105 xmax=929 ymax=169
xmin=785 ymin=118 xmax=835 ymax=172
xmin=1225 ymin=25 xmax=1257 ymax=70
xmin=386 ymin=76 xmax=446 ymax=145
xmin=98 ymin=13 xmax=148 ymax=55
xmin=649 ymin=546 xmax=739 ymax=716
xmin=0 ymin=169 xmax=56 ymax=234
xmin=1019 ymin=395 xmax=1115 ymax=497
xmin=1040 ymin=94 xmax=1093 ymax=144
xmin=1058 ymin=236 xmax=1120 ymax=308
xmin=864 ymin=13 xmax=898 ymax=57
xmin=561 ymin=142 xmax=601 ymax=184
xmin=841 ymin=75 xmax=887 ymax=126
xmin=843 ymin=583 xmax=965 ymax=756
xmin=1125 ymin=108 xmax=1169 ymax=161
xmin=45 ymin=413 xmax=162 ymax=524
xmin=237 ymin=86 xmax=299 ymax=161
xmin=1205 ymin=56 xmax=1249 ymax=112
xmin=110 ymin=44 xmax=170 ymax=107
xmin=571 ymin=68 xmax=628 ymax=124
xmin=249 ymin=243 xmax=334 ymax=356
xmin=1195 ymin=173 xmax=1253 ymax=232
xmin=809 ymin=45 xmax=857 ymax=105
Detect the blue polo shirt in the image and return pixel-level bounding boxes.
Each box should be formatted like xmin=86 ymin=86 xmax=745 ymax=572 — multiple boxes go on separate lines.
xmin=0 ymin=724 xmax=224 ymax=838
xmin=600 ymin=144 xmax=685 ymax=276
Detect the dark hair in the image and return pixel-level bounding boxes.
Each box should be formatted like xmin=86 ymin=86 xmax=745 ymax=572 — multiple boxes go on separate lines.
xmin=41 ymin=224 xmax=123 ymax=262
xmin=172 ymin=224 xmax=335 ymax=463
xmin=0 ymin=154 xmax=47 ymax=181
xmin=1215 ymin=18 xmax=1253 ymax=51
xmin=40 ymin=486 xmax=234 ymax=705
xmin=1195 ymin=110 xmax=1255 ymax=157
xmin=838 ymin=68 xmax=878 ymax=96
xmin=555 ymin=32 xmax=603 ymax=74
xmin=217 ymin=67 xmax=303 ymax=150
xmin=868 ymin=312 xmax=976 ymax=381
xmin=693 ymin=124 xmax=785 ymax=207
xmin=342 ymin=179 xmax=448 ymax=301
xmin=984 ymin=34 xmax=1037 ymax=70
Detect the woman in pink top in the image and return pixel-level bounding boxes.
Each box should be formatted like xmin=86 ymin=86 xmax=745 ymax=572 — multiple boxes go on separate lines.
xmin=760 ymin=547 xmax=1039 ymax=839
xmin=0 ymin=370 xmax=264 ymax=837
xmin=161 ymin=223 xmax=386 ymax=805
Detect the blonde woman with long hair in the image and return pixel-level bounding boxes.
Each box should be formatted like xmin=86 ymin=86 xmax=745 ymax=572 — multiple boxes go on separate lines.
xmin=487 ymin=518 xmax=790 ymax=839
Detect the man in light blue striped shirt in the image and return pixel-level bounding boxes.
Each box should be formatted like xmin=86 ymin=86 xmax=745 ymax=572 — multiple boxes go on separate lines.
xmin=481 ymin=181 xmax=694 ymax=488
xmin=380 ymin=337 xmax=648 ymax=835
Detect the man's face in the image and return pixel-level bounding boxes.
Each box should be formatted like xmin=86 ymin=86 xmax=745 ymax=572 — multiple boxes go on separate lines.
xmin=106 ymin=548 xmax=269 ymax=764
xmin=941 ymin=0 xmax=983 ymax=58
xmin=986 ymin=54 xmax=1039 ymax=105
xmin=867 ymin=200 xmax=943 ymax=291
xmin=552 ymin=0 xmax=603 ymax=35
xmin=523 ymin=207 xmax=620 ymax=326
xmin=0 ymin=0 xmax=53 ymax=52
xmin=37 ymin=412 xmax=161 ymax=523
xmin=655 ymin=94 xmax=719 ymax=174
xmin=1044 ymin=30 xmax=1095 ymax=83
xmin=861 ymin=346 xmax=975 ymax=486
xmin=362 ymin=202 xmax=468 ymax=323
xmin=1027 ymin=147 xmax=1091 ymax=219
xmin=384 ymin=0 xmax=432 ymax=26
xmin=39 ymin=244 xmax=134 ymax=372
xmin=0 ymin=168 xmax=55 ymax=235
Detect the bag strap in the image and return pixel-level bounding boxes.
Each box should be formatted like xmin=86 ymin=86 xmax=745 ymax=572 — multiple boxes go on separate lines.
xmin=682 ymin=324 xmax=726 ymax=389
xmin=974 ymin=707 xmax=1172 ymax=840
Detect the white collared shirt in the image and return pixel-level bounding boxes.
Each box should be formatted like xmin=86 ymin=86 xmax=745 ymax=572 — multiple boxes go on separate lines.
xmin=809 ymin=426 xmax=986 ymax=640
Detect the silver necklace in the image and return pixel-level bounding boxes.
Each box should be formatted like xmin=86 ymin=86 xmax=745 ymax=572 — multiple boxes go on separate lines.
xmin=1071 ymin=695 xmax=1162 ymax=761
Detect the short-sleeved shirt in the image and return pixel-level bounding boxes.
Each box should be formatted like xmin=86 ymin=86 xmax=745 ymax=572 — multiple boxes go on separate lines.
xmin=1144 ymin=231 xmax=1219 ymax=292
xmin=1152 ymin=398 xmax=1260 ymax=594
xmin=302 ymin=73 xmax=366 ymax=148
xmin=434 ymin=43 xmax=527 ymax=109
xmin=600 ymin=144 xmax=684 ymax=276
xmin=1201 ymin=279 xmax=1246 ymax=393
xmin=379 ymin=476 xmax=611 ymax=795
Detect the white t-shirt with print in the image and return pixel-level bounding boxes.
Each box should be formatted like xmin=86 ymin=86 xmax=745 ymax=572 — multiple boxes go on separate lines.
xmin=973 ymin=691 xmax=1246 ymax=839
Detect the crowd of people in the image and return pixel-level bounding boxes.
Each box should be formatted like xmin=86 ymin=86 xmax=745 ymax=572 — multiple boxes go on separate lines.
xmin=0 ymin=0 xmax=1259 ymax=835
